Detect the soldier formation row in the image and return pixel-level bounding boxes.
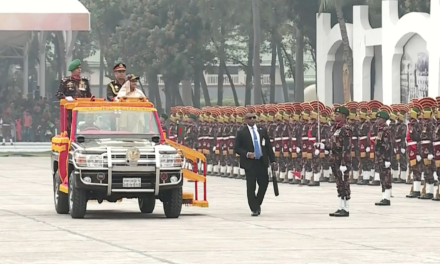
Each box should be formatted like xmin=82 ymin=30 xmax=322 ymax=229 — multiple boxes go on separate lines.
xmin=166 ymin=98 xmax=440 ymax=204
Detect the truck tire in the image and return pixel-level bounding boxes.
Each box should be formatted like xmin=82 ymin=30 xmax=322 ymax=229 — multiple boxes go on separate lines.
xmin=138 ymin=197 xmax=156 ymax=213
xmin=162 ymin=187 xmax=182 ymax=218
xmin=68 ymin=172 xmax=87 ymax=219
xmin=53 ymin=172 xmax=69 ymax=214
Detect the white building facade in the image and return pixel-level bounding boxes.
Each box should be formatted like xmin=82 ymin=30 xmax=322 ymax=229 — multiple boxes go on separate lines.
xmin=316 ymin=0 xmax=440 ymax=105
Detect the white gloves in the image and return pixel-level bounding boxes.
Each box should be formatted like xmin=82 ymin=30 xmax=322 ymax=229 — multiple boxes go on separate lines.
xmin=384 ymin=161 xmax=391 ymax=168
xmin=289 ymin=148 xmax=292 ymax=152
xmin=416 ymin=155 xmax=422 ymax=162
xmin=400 ymin=148 xmax=406 ymax=154
xmin=324 ymin=150 xmax=329 ymax=155
xmin=314 ymin=149 xmax=320 ymax=156
xmin=339 ymin=165 xmax=347 ymax=173
xmin=212 ymin=146 xmax=216 ymax=151
xmin=366 ymin=147 xmax=370 ymax=152
xmin=272 ymin=147 xmax=275 ymax=153
xmin=394 ymin=148 xmax=397 ymax=154
xmin=428 ymin=154 xmax=434 ymax=160
xmin=296 ymin=147 xmax=301 ymax=153
xmin=314 ymin=143 xmax=325 ymax=149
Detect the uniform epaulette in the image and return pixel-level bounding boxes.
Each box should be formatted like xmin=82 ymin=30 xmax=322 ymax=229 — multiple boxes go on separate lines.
xmin=81 ymin=76 xmax=90 ymax=81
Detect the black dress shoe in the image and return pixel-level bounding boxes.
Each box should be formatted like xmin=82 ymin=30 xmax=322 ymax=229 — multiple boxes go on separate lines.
xmin=406 ymin=191 xmax=421 ymax=198
xmin=375 ymin=199 xmax=391 ymax=206
xmin=432 ymin=195 xmax=440 ymax=201
xmin=419 ymin=193 xmax=434 ymax=199
xmin=333 ymin=209 xmax=349 ymax=217
xmin=251 ymin=211 xmax=259 ymax=216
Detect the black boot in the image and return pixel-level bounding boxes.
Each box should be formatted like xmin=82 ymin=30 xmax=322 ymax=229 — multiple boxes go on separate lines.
xmin=321 ymin=177 xmax=329 ymax=183
xmin=368 ymin=180 xmax=380 ymax=186
xmin=375 ymin=199 xmax=391 ymax=206
xmin=406 ymin=191 xmax=421 ymax=198
xmin=333 ymin=209 xmax=349 ymax=217
xmin=357 ymin=179 xmax=370 ymax=185
xmin=308 ymin=181 xmax=320 ymax=187
xmin=289 ymin=179 xmax=300 ymax=185
xmin=432 ymin=194 xmax=440 ymax=201
xmin=329 ymin=209 xmax=342 ymax=217
xmin=418 ymin=193 xmax=434 ymax=199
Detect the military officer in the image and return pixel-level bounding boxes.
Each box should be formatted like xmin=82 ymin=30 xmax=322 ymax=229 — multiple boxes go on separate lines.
xmin=357 ymin=102 xmax=372 ymax=185
xmin=406 ymin=102 xmax=423 ymax=198
xmin=318 ymin=105 xmax=352 ymax=217
xmin=374 ymin=107 xmax=393 ymax=206
xmin=367 ymin=100 xmax=383 ymax=186
xmin=107 ymin=63 xmax=127 ymax=101
xmin=56 ymin=59 xmax=92 ymax=99
xmin=346 ymin=102 xmax=360 ymax=184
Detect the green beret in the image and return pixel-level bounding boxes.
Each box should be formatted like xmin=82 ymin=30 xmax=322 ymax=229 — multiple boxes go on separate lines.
xmin=334 ymin=106 xmax=349 ymax=116
xmin=160 ymin=113 xmax=168 ymax=120
xmin=376 ymin=111 xmax=390 ymax=120
xmin=68 ymin=59 xmax=81 ymax=72
xmin=188 ymin=113 xmax=197 ymax=120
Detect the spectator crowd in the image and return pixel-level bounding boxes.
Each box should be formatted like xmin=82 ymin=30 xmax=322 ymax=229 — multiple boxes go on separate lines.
xmin=0 ymin=87 xmax=58 ymax=143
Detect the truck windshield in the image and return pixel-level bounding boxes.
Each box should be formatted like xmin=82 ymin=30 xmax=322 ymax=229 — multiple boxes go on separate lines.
xmin=76 ymin=110 xmax=160 ymax=135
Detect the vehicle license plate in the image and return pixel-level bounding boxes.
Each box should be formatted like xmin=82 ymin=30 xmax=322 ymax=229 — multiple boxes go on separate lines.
xmin=123 ymin=178 xmax=141 ymax=188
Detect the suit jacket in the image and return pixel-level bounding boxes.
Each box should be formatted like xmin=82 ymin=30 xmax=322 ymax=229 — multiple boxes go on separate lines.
xmin=234 ymin=125 xmax=276 ymax=169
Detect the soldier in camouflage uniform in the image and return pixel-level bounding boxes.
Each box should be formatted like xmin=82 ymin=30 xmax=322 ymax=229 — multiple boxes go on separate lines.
xmin=367 ymin=100 xmax=383 ymax=186
xmin=56 ymin=59 xmax=92 ymax=99
xmin=373 ymin=107 xmax=393 ymax=206
xmin=346 ymin=102 xmax=360 ymax=184
xmin=308 ymin=101 xmax=325 ymax=186
xmin=406 ymin=101 xmax=424 ymax=198
xmin=395 ymin=105 xmax=409 ymax=183
xmin=319 ymin=106 xmax=332 ymax=183
xmin=319 ymin=105 xmax=352 ymax=217
xmin=289 ymin=104 xmax=304 ymax=184
xmin=416 ymin=98 xmax=436 ymax=200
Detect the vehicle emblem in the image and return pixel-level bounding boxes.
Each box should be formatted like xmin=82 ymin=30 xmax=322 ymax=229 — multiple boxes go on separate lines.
xmin=126 ymin=147 xmax=140 ymax=166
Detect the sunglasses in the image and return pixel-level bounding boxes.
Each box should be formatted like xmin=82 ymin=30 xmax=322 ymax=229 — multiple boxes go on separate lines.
xmin=247 ymin=116 xmax=257 ymax=119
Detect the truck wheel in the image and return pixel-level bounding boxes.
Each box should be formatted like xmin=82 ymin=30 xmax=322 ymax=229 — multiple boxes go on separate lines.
xmin=162 ymin=187 xmax=182 ymax=218
xmin=68 ymin=172 xmax=87 ymax=219
xmin=53 ymin=172 xmax=69 ymax=214
xmin=138 ymin=197 xmax=156 ymax=213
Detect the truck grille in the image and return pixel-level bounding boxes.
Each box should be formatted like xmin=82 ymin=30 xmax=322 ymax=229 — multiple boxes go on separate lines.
xmin=103 ymin=152 xmax=156 ymax=167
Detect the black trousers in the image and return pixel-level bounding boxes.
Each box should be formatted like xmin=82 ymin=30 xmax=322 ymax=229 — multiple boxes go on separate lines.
xmin=245 ymin=159 xmax=269 ymax=211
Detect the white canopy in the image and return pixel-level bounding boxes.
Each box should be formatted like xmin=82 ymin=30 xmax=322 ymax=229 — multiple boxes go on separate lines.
xmin=0 ymin=0 xmax=90 ymax=47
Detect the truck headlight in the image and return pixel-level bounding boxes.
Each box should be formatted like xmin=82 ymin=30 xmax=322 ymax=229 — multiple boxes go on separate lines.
xmin=74 ymin=153 xmax=104 ymax=167
xmin=160 ymin=154 xmax=182 ymax=167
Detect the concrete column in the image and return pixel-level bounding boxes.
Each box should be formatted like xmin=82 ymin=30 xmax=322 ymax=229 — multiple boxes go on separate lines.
xmin=38 ymin=32 xmax=47 ymax=97
xmin=23 ymin=42 xmax=29 ymax=97
xmin=64 ymin=31 xmax=78 ymax=73
xmin=316 ymin=13 xmax=333 ymax=105
xmin=352 ymin=6 xmax=373 ymax=102
xmin=381 ymin=0 xmax=400 ymax=105
xmin=373 ymin=46 xmax=383 ymax=101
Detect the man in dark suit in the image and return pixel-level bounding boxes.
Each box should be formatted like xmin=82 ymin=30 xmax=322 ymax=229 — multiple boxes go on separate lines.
xmin=234 ymin=112 xmax=276 ymax=216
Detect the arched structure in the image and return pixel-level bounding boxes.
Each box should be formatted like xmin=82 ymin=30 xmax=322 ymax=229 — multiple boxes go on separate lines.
xmin=316 ymin=0 xmax=440 ymax=105
xmin=0 ymin=0 xmax=91 ymax=97
xmin=382 ymin=0 xmax=440 ymax=104
xmin=316 ymin=13 xmax=353 ymax=105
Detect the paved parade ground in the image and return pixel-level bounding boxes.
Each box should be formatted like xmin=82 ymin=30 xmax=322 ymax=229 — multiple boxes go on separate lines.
xmin=1 ymin=157 xmax=440 ymax=264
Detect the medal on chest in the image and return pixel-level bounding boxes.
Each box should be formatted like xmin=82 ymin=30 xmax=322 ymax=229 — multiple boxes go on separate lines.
xmin=79 ymin=81 xmax=86 ymax=91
